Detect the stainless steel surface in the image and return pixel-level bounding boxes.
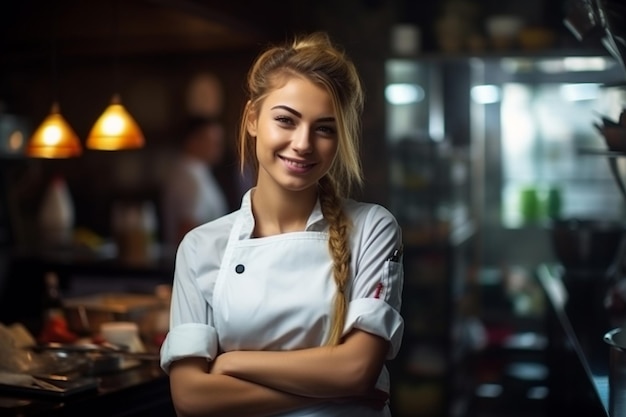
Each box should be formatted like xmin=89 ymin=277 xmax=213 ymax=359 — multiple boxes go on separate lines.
xmin=608 ymin=155 xmax=626 ymax=204
xmin=33 ymin=343 xmax=159 ymax=362
xmin=604 ymin=327 xmax=626 ymax=417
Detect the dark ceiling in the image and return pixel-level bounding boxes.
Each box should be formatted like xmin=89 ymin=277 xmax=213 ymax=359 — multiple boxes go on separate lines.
xmin=0 ymin=0 xmax=312 ymax=62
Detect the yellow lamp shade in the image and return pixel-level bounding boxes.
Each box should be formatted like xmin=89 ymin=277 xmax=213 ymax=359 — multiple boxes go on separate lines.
xmin=87 ymin=95 xmax=144 ymax=150
xmin=27 ymin=103 xmax=82 ymax=158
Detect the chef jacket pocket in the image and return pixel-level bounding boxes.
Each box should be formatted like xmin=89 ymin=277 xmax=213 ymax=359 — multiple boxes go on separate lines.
xmin=380 ymin=259 xmax=403 ymax=310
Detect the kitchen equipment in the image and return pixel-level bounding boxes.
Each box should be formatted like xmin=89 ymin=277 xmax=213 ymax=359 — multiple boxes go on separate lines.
xmin=565 ymin=0 xmax=626 ymax=75
xmin=100 ymin=321 xmax=145 ymax=353
xmin=111 ymin=200 xmax=158 ymax=265
xmin=595 ymin=0 xmax=626 ymax=75
xmin=33 ymin=342 xmax=159 ymax=361
xmin=604 ymin=327 xmax=626 ymax=416
xmin=62 ymin=293 xmax=161 ymax=338
xmin=38 ymin=177 xmax=75 ymax=248
xmin=549 ymin=219 xmax=626 ymax=273
xmin=485 ymin=15 xmax=524 ymax=50
xmin=32 ymin=342 xmax=159 ymax=375
xmin=0 ymin=370 xmax=99 ymax=398
xmin=563 ymin=0 xmax=603 ymax=43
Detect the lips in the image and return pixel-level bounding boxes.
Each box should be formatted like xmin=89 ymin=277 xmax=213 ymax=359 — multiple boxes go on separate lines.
xmin=278 ymin=155 xmax=316 ymax=173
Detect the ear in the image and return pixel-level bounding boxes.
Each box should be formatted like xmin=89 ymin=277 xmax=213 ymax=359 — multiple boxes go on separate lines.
xmin=245 ymin=101 xmax=258 ymax=137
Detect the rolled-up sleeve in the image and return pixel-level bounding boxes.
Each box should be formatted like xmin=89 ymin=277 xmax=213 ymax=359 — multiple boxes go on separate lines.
xmin=343 ymin=205 xmax=404 ymax=359
xmin=160 ymin=323 xmax=218 ymax=372
xmin=344 ymin=297 xmax=404 ymax=358
xmin=159 ymin=229 xmax=221 ymax=373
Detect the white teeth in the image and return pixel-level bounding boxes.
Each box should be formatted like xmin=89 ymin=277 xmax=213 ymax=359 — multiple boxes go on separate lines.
xmin=283 ymin=158 xmax=310 ymax=168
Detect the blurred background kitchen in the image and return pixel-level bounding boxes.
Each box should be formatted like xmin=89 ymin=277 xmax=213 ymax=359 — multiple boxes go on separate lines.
xmin=1 ymin=0 xmax=626 ymax=416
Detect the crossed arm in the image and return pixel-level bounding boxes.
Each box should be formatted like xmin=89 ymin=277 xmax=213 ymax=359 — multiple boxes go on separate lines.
xmin=168 ymin=329 xmax=389 ymax=417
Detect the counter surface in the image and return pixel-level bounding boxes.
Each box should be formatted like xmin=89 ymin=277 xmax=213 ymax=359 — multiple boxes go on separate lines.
xmin=538 ymin=263 xmax=611 ymax=417
xmin=0 ymin=362 xmax=174 ymax=417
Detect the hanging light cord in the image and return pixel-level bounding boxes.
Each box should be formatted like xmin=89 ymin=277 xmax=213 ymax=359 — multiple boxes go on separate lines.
xmin=112 ymin=0 xmax=121 ymax=97
xmin=50 ymin=0 xmax=60 ymax=105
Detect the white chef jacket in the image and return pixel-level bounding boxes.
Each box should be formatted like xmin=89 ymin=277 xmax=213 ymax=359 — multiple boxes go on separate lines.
xmin=160 ymin=188 xmax=404 ymax=416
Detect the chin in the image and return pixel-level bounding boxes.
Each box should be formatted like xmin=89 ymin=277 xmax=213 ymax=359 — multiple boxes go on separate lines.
xmin=278 ymin=179 xmax=320 ymax=193
xmin=282 ymin=184 xmax=317 ymax=193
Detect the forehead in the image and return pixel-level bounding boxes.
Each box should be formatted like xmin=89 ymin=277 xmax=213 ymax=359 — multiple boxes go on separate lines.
xmin=262 ymin=76 xmax=335 ymax=115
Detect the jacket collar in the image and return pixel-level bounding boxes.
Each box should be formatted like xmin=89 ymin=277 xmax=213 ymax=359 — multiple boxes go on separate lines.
xmin=237 ymin=188 xmax=327 ymax=239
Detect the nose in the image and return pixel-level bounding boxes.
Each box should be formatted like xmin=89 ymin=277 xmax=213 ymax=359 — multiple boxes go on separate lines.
xmin=291 ymin=126 xmax=313 ymax=154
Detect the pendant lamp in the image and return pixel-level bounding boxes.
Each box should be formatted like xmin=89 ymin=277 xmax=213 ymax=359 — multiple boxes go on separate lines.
xmin=27 ymin=102 xmax=82 ymax=158
xmin=86 ymin=93 xmax=144 ymax=150
xmin=26 ymin=0 xmax=82 ymax=159
xmin=86 ymin=0 xmax=144 ymax=151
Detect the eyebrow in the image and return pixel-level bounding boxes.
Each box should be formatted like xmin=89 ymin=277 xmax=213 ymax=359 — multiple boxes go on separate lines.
xmin=271 ymin=105 xmax=335 ymax=123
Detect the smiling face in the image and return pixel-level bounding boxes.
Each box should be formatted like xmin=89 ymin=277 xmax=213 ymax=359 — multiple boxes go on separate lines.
xmin=247 ymin=76 xmax=339 ymax=195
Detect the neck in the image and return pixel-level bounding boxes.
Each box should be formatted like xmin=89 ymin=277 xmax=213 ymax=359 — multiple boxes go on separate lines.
xmin=251 ymin=183 xmax=318 ymax=237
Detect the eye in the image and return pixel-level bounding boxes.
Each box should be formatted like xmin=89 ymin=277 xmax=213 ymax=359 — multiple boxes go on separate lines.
xmin=274 ymin=115 xmax=294 ymax=126
xmin=316 ymin=125 xmax=337 ymax=137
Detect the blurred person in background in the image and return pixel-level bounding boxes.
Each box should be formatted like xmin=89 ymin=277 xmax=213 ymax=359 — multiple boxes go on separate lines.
xmin=161 ymin=114 xmax=228 ymax=253
xmin=161 ymin=73 xmax=230 ymax=253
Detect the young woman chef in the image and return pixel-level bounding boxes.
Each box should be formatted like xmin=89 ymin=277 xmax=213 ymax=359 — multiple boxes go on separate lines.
xmin=160 ymin=31 xmax=405 ymax=417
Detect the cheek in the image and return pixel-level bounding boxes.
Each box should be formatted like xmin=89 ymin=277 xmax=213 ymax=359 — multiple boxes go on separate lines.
xmin=321 ymin=141 xmax=339 ymax=161
xmin=255 ymin=136 xmax=275 ymax=161
xmin=257 ymin=124 xmax=286 ymax=150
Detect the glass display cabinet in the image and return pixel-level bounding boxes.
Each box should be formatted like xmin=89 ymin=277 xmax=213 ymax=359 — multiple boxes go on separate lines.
xmin=469 ymin=54 xmax=626 ymax=267
xmin=385 ymin=56 xmax=479 ymax=417
xmin=385 ymin=50 xmax=625 ymax=417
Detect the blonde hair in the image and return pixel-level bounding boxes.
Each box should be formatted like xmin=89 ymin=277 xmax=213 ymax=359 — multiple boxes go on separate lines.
xmin=238 ymin=32 xmax=364 ymax=345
